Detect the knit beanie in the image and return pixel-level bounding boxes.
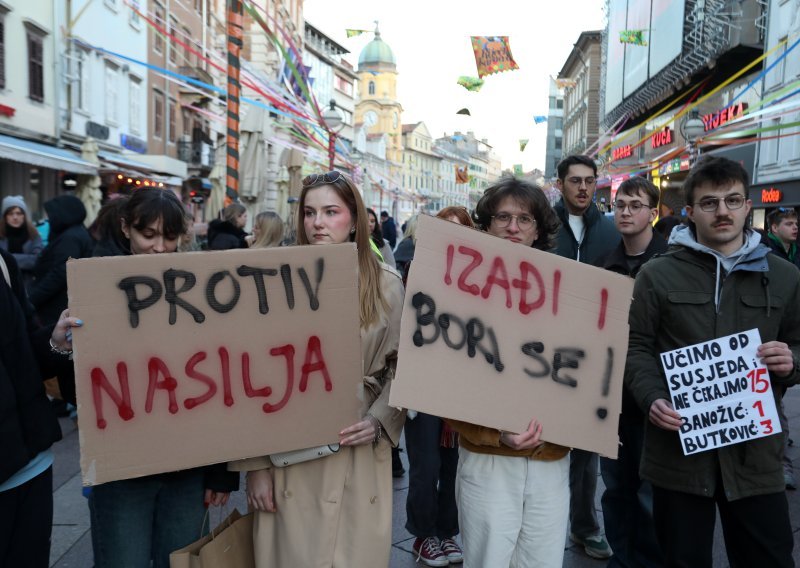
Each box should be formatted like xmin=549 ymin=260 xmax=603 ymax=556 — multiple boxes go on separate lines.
xmin=2 ymin=195 xmax=28 ymax=217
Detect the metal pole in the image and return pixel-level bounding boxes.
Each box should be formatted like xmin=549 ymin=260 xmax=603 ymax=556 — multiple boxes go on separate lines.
xmin=226 ymin=0 xmax=243 ymax=199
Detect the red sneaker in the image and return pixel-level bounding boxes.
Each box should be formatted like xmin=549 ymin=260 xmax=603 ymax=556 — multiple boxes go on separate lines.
xmin=412 ymin=537 xmax=449 ymax=567
xmin=439 ymin=538 xmax=463 ymax=563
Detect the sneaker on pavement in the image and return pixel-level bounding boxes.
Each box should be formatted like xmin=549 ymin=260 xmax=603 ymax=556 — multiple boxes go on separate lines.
xmin=785 ymin=471 xmax=797 ymax=490
xmin=570 ymin=533 xmax=613 ymax=560
xmin=413 ymin=537 xmax=449 ymax=567
xmin=439 ymin=538 xmax=463 ymax=563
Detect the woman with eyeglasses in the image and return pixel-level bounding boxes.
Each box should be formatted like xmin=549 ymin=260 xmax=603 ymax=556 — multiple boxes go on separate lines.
xmin=446 ymin=176 xmax=570 ymax=568
xmin=231 ymin=171 xmax=406 ymax=567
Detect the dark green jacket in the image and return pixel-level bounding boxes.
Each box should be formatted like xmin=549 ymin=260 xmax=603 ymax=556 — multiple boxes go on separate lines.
xmin=553 ymin=199 xmax=620 ymax=266
xmin=626 ymin=238 xmax=800 ymax=501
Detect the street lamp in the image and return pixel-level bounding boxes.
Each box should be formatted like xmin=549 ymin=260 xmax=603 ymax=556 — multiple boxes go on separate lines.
xmin=322 ymin=99 xmax=344 ymax=171
xmin=680 ymin=109 xmax=705 ymax=162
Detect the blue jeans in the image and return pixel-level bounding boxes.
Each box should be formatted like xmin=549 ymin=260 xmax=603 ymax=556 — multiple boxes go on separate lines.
xmin=89 ymin=469 xmax=206 ymax=568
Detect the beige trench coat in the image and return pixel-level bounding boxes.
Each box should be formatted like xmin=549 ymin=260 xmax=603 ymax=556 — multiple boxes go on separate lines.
xmin=230 ymin=264 xmax=406 ymax=567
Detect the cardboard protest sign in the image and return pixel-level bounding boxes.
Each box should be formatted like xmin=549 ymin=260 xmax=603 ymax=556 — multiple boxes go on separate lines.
xmin=660 ymin=328 xmax=781 ymax=456
xmin=67 ymin=245 xmax=362 ymax=485
xmin=389 ymin=215 xmax=633 ymax=457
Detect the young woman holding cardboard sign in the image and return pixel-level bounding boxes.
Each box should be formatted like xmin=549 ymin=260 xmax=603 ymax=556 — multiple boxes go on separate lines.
xmin=231 ymin=171 xmax=405 ymax=567
xmin=447 ymin=177 xmax=571 ymax=568
xmin=56 ymin=188 xmax=239 ymax=568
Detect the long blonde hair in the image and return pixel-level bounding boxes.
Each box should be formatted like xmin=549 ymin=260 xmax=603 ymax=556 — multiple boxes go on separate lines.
xmin=296 ymin=172 xmax=388 ymax=328
xmin=250 ymin=211 xmax=284 ymax=248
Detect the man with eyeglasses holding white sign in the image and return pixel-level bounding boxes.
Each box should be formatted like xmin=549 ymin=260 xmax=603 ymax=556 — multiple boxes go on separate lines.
xmin=554 ymin=155 xmax=619 ymax=560
xmin=626 ymin=156 xmax=800 ymax=567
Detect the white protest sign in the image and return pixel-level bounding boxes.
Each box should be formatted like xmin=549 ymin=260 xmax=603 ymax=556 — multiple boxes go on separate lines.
xmin=660 ymin=328 xmax=781 ymax=456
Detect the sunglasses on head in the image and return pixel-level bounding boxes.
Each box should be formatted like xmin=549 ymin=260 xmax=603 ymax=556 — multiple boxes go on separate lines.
xmin=302 ymin=171 xmax=345 ymax=188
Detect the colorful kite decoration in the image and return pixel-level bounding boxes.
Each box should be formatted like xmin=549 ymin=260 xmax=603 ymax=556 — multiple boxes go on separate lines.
xmin=513 ymin=164 xmax=524 ymax=176
xmin=470 ymin=36 xmax=519 ymax=78
xmin=533 ymin=115 xmax=548 ymax=124
xmin=519 ymin=139 xmax=529 ymax=152
xmin=457 ymin=76 xmax=485 ymax=92
xmin=456 ymin=108 xmax=471 ymax=116
xmin=346 ymin=29 xmax=370 ymax=38
xmin=455 ymin=166 xmax=470 ymax=184
xmin=554 ymin=78 xmax=577 ymax=89
xmin=619 ymin=29 xmax=649 ymax=46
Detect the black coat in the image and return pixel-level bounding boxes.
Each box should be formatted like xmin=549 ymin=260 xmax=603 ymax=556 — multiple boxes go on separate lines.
xmin=0 ymin=250 xmax=62 ymax=483
xmin=29 ymin=195 xmax=94 ymax=324
xmin=381 ymin=217 xmax=397 ymax=249
xmin=207 ymin=220 xmax=248 ymax=250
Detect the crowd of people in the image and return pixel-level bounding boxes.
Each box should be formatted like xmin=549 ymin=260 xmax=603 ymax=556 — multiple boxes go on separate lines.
xmin=3 ymin=153 xmax=800 ymax=568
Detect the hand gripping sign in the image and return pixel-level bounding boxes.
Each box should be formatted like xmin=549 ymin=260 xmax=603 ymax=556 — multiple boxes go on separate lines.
xmin=389 ymin=215 xmax=634 ymax=457
xmin=67 ymin=245 xmax=362 ymax=485
xmin=660 ymin=328 xmax=781 ymax=456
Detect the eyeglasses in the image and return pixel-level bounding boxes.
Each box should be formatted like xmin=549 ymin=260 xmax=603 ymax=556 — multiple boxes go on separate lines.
xmin=491 ymin=212 xmax=536 ymax=229
xmin=302 ymin=171 xmax=345 ymax=188
xmin=695 ymin=194 xmax=746 ymax=212
xmin=614 ymin=201 xmax=650 ymax=213
xmin=565 ymin=176 xmax=597 ymax=187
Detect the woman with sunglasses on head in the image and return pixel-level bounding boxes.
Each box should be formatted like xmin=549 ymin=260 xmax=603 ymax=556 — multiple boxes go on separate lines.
xmin=231 ymin=171 xmax=406 ymax=567
xmin=55 ymin=188 xmax=239 ymax=568
xmin=446 ymin=176 xmax=570 ymax=568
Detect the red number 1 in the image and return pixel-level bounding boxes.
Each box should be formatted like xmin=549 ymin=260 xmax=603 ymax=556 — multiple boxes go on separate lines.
xmin=753 ymin=400 xmax=765 ymax=417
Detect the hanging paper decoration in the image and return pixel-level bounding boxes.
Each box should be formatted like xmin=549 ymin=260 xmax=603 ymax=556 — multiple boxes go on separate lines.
xmin=456 ymin=108 xmax=471 ymax=116
xmin=455 ymin=166 xmax=470 ymax=184
xmin=519 ymin=139 xmax=529 ymax=152
xmin=470 ymin=36 xmax=519 ymax=78
xmin=457 ymin=76 xmax=485 ymax=92
xmin=619 ymin=30 xmax=649 ymax=46
xmin=513 ymin=164 xmax=524 ymax=176
xmin=346 ymin=29 xmax=370 ymax=38
xmin=554 ymin=78 xmax=577 ymax=89
xmin=533 ymin=116 xmax=548 ymax=124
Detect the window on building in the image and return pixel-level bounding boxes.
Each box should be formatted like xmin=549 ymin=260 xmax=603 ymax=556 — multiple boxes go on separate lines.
xmin=154 ymin=2 xmax=165 ymax=54
xmin=27 ymin=32 xmax=44 ymax=102
xmin=555 ymin=138 xmax=562 ymax=151
xmin=769 ymin=37 xmax=788 ymax=88
xmin=368 ymin=81 xmax=375 ymax=95
xmin=763 ymin=118 xmax=780 ymax=164
xmin=0 ymin=17 xmax=5 ymax=90
xmin=105 ymin=62 xmax=118 ymax=123
xmin=129 ymin=76 xmax=141 ymax=134
xmin=182 ymin=27 xmax=193 ymax=66
xmin=129 ymin=0 xmax=141 ymax=28
xmin=334 ymin=75 xmax=353 ymax=96
xmin=182 ymin=108 xmax=191 ymax=137
xmin=556 ymin=99 xmax=563 ymax=109
xmin=153 ymin=90 xmax=164 ymax=139
xmin=168 ymin=98 xmax=177 ymax=143
xmin=195 ymin=0 xmax=202 ymax=12
xmin=168 ymin=17 xmax=178 ymax=64
xmin=77 ymin=49 xmax=90 ymax=111
xmin=104 ymin=0 xmax=119 ymax=10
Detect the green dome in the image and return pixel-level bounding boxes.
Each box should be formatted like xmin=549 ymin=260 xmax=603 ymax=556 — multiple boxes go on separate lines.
xmin=358 ymin=29 xmax=396 ymax=68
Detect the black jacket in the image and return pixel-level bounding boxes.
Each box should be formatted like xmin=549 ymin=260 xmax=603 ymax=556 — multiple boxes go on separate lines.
xmin=766 ymin=234 xmax=800 ymax=270
xmin=0 ymin=250 xmax=62 ymax=483
xmin=29 ymin=195 xmax=94 ymax=324
xmin=553 ymin=199 xmax=620 ymax=266
xmin=207 ymin=220 xmax=248 ymax=250
xmin=382 ymin=217 xmax=397 ymax=249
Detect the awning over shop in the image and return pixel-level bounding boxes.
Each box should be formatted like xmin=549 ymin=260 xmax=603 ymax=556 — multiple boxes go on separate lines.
xmin=0 ymin=134 xmax=99 ymax=175
xmin=98 ymin=151 xmax=155 ymax=173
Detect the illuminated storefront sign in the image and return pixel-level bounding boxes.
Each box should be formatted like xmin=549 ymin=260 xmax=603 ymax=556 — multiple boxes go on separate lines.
xmin=703 ymin=102 xmax=749 ymax=132
xmin=762 ymin=188 xmax=783 ymax=204
xmin=651 ymin=127 xmax=673 ymax=149
xmin=612 ymin=144 xmax=633 ymax=161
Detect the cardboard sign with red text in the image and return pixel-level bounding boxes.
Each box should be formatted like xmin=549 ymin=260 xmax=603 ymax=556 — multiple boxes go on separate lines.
xmin=389 ymin=215 xmax=633 ymax=457
xmin=67 ymin=245 xmax=362 ymax=485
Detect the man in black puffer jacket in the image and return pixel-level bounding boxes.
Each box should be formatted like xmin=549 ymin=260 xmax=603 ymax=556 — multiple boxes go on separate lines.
xmin=0 ymin=249 xmax=64 ymax=567
xmin=29 ymin=194 xmax=93 ymax=324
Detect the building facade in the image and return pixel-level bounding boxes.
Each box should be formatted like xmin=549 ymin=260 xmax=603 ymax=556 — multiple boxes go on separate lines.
xmin=544 ymin=80 xmax=564 ymax=179
xmin=558 ymin=30 xmax=602 ymax=157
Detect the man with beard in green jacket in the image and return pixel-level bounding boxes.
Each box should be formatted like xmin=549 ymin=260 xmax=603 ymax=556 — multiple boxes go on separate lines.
xmin=626 ymin=156 xmax=800 ymax=567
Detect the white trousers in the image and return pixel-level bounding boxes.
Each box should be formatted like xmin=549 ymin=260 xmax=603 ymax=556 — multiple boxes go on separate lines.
xmin=456 ymin=448 xmax=570 ymax=568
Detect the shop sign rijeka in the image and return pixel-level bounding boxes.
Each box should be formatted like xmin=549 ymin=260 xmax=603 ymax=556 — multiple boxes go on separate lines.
xmin=67 ymin=245 xmax=363 ymax=485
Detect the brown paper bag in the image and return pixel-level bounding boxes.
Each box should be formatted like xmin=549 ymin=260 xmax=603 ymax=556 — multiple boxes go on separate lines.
xmin=170 ymin=509 xmax=255 ymax=568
